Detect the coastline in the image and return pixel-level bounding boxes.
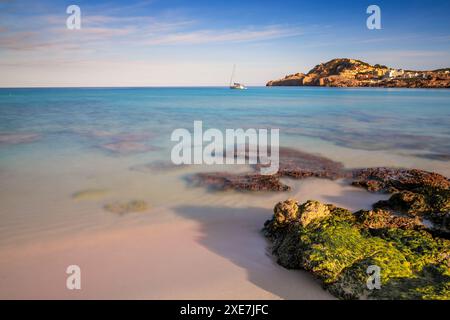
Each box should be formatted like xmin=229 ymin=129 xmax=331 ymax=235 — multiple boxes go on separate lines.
xmin=267 ymin=59 xmax=450 ymax=88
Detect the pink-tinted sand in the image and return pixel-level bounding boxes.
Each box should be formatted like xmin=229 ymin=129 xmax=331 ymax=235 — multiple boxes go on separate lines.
xmin=0 ymin=207 xmax=334 ymax=299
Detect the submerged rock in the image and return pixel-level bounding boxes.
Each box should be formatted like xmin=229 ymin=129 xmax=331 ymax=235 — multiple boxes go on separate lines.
xmin=257 ymin=147 xmax=346 ymax=180
xmin=0 ymin=133 xmax=41 ymax=145
xmin=104 ymin=200 xmax=148 ymax=214
xmin=190 ymin=172 xmax=290 ymax=192
xmin=264 ymin=199 xmax=450 ymax=300
xmin=415 ymin=153 xmax=450 ymax=161
xmin=190 ymin=147 xmax=345 ymax=192
xmin=130 ymin=161 xmax=188 ymax=173
xmin=351 ymin=167 xmax=450 ymax=193
xmin=89 ymin=131 xmax=159 ymax=155
xmin=351 ymin=168 xmax=450 ymax=235
xmin=374 ymin=189 xmax=450 ymax=234
xmin=72 ymin=189 xmax=109 ymax=200
xmin=98 ymin=141 xmax=157 ymax=155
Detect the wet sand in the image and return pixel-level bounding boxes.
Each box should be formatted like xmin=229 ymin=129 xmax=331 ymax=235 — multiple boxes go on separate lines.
xmin=0 ymin=209 xmax=330 ymax=299
xmin=0 ymin=178 xmax=387 ymax=299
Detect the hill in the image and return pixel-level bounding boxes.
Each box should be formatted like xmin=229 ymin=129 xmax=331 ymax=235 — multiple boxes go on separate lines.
xmin=267 ymin=58 xmax=450 ymax=88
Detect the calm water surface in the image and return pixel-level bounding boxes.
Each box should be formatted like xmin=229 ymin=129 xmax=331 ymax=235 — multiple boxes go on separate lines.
xmin=0 ymin=87 xmax=449 ymax=246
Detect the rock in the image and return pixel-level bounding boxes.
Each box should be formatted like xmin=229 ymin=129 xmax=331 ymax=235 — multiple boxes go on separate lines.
xmin=266 ymin=58 xmax=450 ymax=88
xmin=351 ymin=167 xmax=450 ymax=193
xmin=189 ymin=172 xmax=291 ymax=192
xmin=72 ymin=189 xmax=109 ymax=200
xmin=374 ymin=191 xmax=429 ymax=216
xmin=75 ymin=130 xmax=155 ymax=141
xmin=190 ymin=147 xmax=345 ymax=192
xmin=90 ymin=131 xmax=159 ymax=155
xmin=266 ymin=73 xmax=305 ymax=86
xmin=104 ymin=200 xmax=148 ymax=214
xmin=263 ymin=200 xmax=450 ymax=300
xmin=414 ymin=153 xmax=450 ymax=161
xmin=0 ymin=133 xmax=41 ymax=145
xmin=98 ymin=141 xmax=157 ymax=155
xmin=298 ymin=200 xmax=331 ymax=227
xmin=354 ymin=208 xmax=423 ymax=230
xmin=374 ymin=188 xmax=450 ymax=235
xmin=352 ymin=168 xmax=450 ymax=236
xmin=273 ymin=199 xmax=299 ymax=227
xmin=130 ymin=160 xmax=188 ymax=173
xmin=257 ymin=147 xmax=346 ymax=180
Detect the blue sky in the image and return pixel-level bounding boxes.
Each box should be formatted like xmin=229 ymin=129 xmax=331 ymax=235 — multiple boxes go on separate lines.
xmin=1 ymin=0 xmax=449 ymax=87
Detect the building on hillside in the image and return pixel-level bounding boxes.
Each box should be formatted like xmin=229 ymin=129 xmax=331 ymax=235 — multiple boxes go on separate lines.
xmin=385 ymin=69 xmax=405 ymax=79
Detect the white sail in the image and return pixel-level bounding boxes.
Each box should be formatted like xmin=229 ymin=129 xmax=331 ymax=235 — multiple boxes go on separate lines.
xmin=229 ymin=64 xmax=246 ymax=90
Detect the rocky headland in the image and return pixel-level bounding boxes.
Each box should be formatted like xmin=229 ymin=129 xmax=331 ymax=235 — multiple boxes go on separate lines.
xmin=266 ymin=58 xmax=450 ymax=88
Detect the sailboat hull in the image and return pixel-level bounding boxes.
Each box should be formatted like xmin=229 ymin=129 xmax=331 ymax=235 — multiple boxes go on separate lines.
xmin=230 ymin=84 xmax=247 ymax=90
xmin=229 ymin=65 xmax=246 ymax=89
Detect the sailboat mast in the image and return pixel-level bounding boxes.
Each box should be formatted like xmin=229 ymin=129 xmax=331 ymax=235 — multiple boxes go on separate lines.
xmin=230 ymin=64 xmax=236 ymax=87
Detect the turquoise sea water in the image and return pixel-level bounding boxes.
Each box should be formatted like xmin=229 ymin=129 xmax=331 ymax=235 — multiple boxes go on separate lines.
xmin=1 ymin=87 xmax=449 ymax=156
xmin=0 ymin=87 xmax=449 ymax=245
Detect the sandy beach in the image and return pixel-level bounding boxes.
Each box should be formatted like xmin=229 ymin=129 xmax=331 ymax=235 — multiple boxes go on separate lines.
xmin=0 ymin=178 xmax=387 ymax=299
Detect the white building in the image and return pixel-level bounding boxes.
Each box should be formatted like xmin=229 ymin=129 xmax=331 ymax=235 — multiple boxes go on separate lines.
xmin=387 ymin=69 xmax=405 ymax=78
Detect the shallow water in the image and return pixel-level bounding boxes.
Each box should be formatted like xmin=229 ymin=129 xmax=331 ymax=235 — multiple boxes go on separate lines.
xmin=0 ymin=86 xmax=449 ymax=247
xmin=0 ymin=87 xmax=449 ymax=299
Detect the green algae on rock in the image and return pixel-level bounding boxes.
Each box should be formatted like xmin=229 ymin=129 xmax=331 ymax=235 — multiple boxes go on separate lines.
xmin=104 ymin=200 xmax=149 ymax=214
xmin=264 ymin=200 xmax=450 ymax=300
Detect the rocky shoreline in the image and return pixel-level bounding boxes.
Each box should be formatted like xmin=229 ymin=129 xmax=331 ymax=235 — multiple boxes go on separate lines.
xmin=189 ymin=147 xmax=347 ymax=192
xmin=263 ymin=199 xmax=450 ymax=299
xmin=190 ymin=148 xmax=450 ymax=299
xmin=266 ymin=58 xmax=450 ymax=88
xmin=189 ymin=147 xmax=450 ymax=234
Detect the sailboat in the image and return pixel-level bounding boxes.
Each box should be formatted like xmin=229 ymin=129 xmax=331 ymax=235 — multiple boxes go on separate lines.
xmin=229 ymin=64 xmax=247 ymax=90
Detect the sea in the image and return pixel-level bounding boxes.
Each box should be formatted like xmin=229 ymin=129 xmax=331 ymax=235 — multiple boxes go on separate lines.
xmin=0 ymin=87 xmax=449 ymax=247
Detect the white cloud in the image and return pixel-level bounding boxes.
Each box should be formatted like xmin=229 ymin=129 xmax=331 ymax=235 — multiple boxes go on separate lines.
xmin=143 ymin=25 xmax=303 ymax=45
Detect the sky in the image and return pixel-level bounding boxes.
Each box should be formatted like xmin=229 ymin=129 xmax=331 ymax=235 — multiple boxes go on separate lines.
xmin=0 ymin=0 xmax=449 ymax=87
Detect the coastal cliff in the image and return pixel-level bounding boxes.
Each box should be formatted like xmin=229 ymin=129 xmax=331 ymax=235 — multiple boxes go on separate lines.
xmin=267 ymin=58 xmax=450 ymax=88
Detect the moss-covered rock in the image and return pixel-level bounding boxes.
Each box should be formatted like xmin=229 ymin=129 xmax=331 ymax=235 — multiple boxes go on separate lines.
xmin=264 ymin=200 xmax=450 ymax=300
xmin=298 ymin=201 xmax=332 ymax=227
xmin=273 ymin=199 xmax=299 ymax=227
